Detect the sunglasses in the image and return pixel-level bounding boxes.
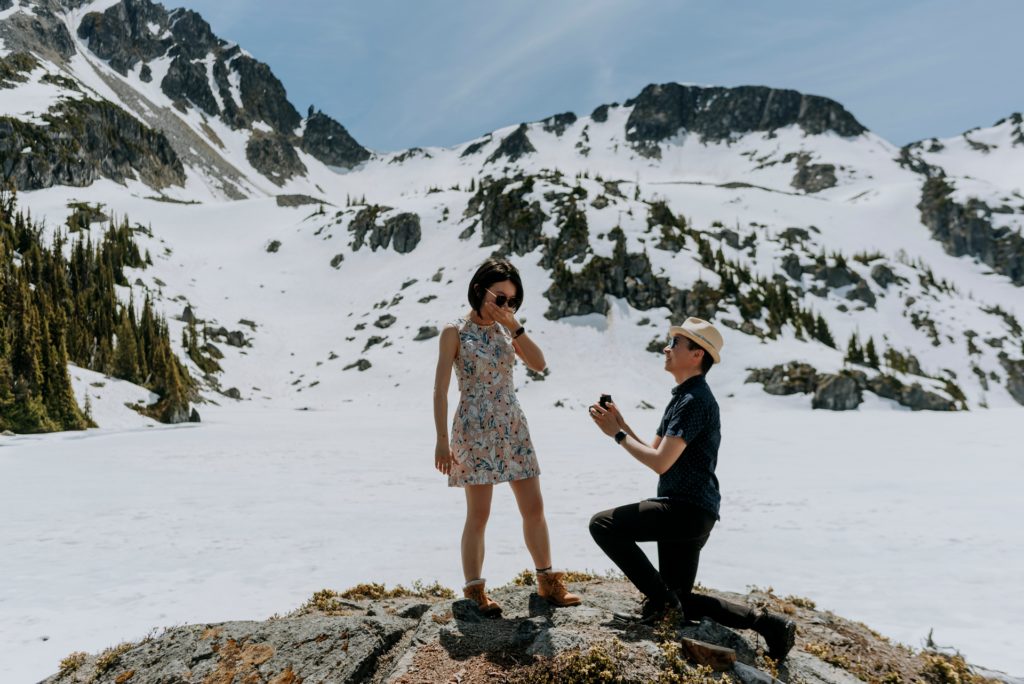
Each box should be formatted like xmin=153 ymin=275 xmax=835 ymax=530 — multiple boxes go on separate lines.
xmin=668 ymin=335 xmax=690 ymax=350
xmin=486 ymin=288 xmax=520 ymax=310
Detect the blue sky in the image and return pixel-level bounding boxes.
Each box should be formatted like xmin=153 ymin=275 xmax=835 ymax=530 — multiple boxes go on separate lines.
xmin=176 ymin=0 xmax=1022 ymax=152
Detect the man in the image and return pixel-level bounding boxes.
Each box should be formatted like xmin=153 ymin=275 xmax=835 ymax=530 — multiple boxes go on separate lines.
xmin=588 ymin=317 xmax=796 ymax=661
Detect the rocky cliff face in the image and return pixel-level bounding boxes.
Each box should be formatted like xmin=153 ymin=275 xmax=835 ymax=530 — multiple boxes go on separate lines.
xmin=40 ymin=577 xmax=1012 ymax=684
xmin=0 ymin=0 xmax=373 ymax=190
xmin=1 ymin=96 xmax=185 ymax=191
xmin=916 ymin=176 xmax=1024 ymax=286
xmin=622 ymin=83 xmax=867 ymax=147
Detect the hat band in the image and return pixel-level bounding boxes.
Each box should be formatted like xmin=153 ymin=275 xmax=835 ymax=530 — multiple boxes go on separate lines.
xmin=687 ymin=329 xmax=718 ymax=351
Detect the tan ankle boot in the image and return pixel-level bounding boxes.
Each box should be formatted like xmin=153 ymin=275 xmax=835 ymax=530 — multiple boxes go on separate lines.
xmin=463 ymin=580 xmax=502 ymax=616
xmin=537 ymin=571 xmax=581 ymax=607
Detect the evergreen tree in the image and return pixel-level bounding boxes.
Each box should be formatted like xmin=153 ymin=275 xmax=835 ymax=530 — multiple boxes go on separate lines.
xmin=846 ymin=333 xmax=864 ymax=365
xmin=864 ymin=337 xmax=880 ymax=369
xmin=815 ymin=314 xmax=836 ymax=348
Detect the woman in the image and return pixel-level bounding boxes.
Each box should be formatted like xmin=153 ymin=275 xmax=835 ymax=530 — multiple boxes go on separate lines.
xmin=433 ymin=258 xmax=580 ymax=615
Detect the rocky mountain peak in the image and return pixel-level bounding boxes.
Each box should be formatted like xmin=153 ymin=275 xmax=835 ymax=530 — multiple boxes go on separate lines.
xmin=622 ymin=82 xmax=868 ymax=145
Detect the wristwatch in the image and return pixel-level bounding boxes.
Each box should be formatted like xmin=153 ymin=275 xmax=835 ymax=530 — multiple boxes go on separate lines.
xmin=614 ymin=430 xmax=627 ymax=444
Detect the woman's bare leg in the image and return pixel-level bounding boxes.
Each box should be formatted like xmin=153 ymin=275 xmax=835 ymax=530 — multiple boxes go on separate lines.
xmin=509 ymin=477 xmax=552 ymax=570
xmin=462 ymin=484 xmax=493 ymax=582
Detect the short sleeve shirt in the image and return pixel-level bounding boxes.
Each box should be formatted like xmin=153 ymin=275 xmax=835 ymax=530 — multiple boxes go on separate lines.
xmin=655 ymin=374 xmax=722 ymax=519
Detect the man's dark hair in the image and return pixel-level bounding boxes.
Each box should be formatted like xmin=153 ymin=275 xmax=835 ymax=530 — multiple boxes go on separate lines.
xmin=686 ymin=337 xmax=714 ymax=375
xmin=468 ymin=258 xmax=523 ymax=315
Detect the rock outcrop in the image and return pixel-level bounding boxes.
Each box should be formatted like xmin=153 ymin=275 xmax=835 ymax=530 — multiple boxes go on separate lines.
xmin=623 ymin=83 xmax=867 ymax=147
xmin=917 ymin=176 xmax=1024 ymax=286
xmin=486 ymin=124 xmax=536 ymax=164
xmin=348 ymin=206 xmax=421 ymax=254
xmin=746 ymin=362 xmax=959 ymax=411
xmin=301 ymin=109 xmax=371 ymax=169
xmin=42 ymin=578 xmax=1011 ymax=684
xmin=0 ymin=97 xmax=186 ymax=191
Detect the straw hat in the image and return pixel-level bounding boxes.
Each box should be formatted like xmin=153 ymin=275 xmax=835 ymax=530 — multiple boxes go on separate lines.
xmin=669 ymin=317 xmax=723 ymax=364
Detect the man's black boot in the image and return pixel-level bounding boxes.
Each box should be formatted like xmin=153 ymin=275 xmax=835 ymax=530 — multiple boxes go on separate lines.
xmin=753 ymin=611 xmax=797 ymax=660
xmin=632 ymin=590 xmax=684 ymax=625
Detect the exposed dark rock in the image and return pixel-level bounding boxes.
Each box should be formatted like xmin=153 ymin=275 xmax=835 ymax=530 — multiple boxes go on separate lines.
xmin=205 ymin=326 xmax=248 ymax=348
xmin=590 ymin=103 xmax=615 ymax=122
xmin=460 ymin=135 xmax=491 ymax=157
xmin=748 ymin=362 xmax=958 ymax=410
xmin=845 ymin=280 xmax=876 ymax=307
xmin=76 ymin=0 xmax=175 ymax=75
xmin=385 ymin=212 xmax=422 ymax=254
xmin=778 ymin=226 xmax=813 ymax=244
xmin=245 ymin=131 xmax=307 ymax=186
xmin=181 ymin=306 xmax=196 ymax=324
xmin=917 ymin=176 xmax=1024 ymax=286
xmin=344 ymin=358 xmax=372 ymax=371
xmin=540 ymin=196 xmax=590 ymax=268
xmin=994 ymin=112 xmax=1024 ymax=146
xmin=188 ymin=407 xmax=201 ymax=422
xmin=998 ymin=354 xmax=1024 ymax=405
xmin=465 ymin=176 xmax=546 ymax=256
xmin=265 ymin=240 xmax=281 ymax=253
xmin=138 ymin=63 xmax=152 ymax=82
xmin=813 ymin=263 xmax=858 ymax=289
xmin=870 ymin=263 xmax=898 ymax=288
xmin=624 ymin=83 xmax=867 ymax=146
xmin=540 ymin=111 xmax=577 ymax=136
xmin=789 ymin=152 xmax=838 ymax=193
xmin=866 ymin=375 xmax=957 ymax=411
xmin=166 ymin=7 xmax=221 ymax=58
xmin=348 ymin=208 xmax=421 ymax=254
xmin=545 ymin=227 xmax=721 ymax=321
xmin=0 ymin=97 xmax=185 ymax=191
xmin=720 ymin=229 xmax=741 ymax=249
xmin=374 ymin=314 xmax=396 ymax=329
xmin=230 ymin=53 xmax=301 ymax=133
xmin=745 ymin=362 xmax=818 ymax=395
xmin=161 ymin=53 xmax=219 ymax=116
xmin=812 ymin=372 xmax=863 ymax=410
xmin=0 ymin=3 xmax=76 ymax=64
xmin=781 ymin=253 xmax=805 ymax=281
xmin=414 ymin=326 xmax=439 ymax=341
xmin=222 ymin=387 xmax=241 ymax=400
xmin=301 ymin=109 xmax=370 ymax=168
xmin=349 ymin=205 xmax=386 ymax=251
xmin=276 ymin=194 xmax=326 ymax=207
xmin=486 ymin=123 xmax=536 ymax=164
xmin=330 ymin=254 xmax=344 ymax=269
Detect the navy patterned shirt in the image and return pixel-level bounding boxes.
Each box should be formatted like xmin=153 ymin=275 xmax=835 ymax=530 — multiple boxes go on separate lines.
xmin=655 ymin=374 xmax=722 ymax=519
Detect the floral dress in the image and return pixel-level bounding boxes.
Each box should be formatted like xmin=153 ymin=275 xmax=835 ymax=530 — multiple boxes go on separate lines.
xmin=448 ymin=316 xmax=540 ymax=487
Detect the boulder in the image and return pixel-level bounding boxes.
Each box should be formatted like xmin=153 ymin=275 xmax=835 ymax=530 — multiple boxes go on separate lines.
xmin=812 ymin=373 xmax=863 ymax=410
xmin=745 ymin=362 xmax=819 ymax=395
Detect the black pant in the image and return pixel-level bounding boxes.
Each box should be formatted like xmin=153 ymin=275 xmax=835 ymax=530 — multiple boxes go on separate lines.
xmin=589 ymin=499 xmax=758 ymax=629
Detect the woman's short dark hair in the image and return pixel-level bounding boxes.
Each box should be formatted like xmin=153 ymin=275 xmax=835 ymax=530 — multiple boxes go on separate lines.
xmin=686 ymin=338 xmax=714 ymax=375
xmin=468 ymin=258 xmax=523 ymax=314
